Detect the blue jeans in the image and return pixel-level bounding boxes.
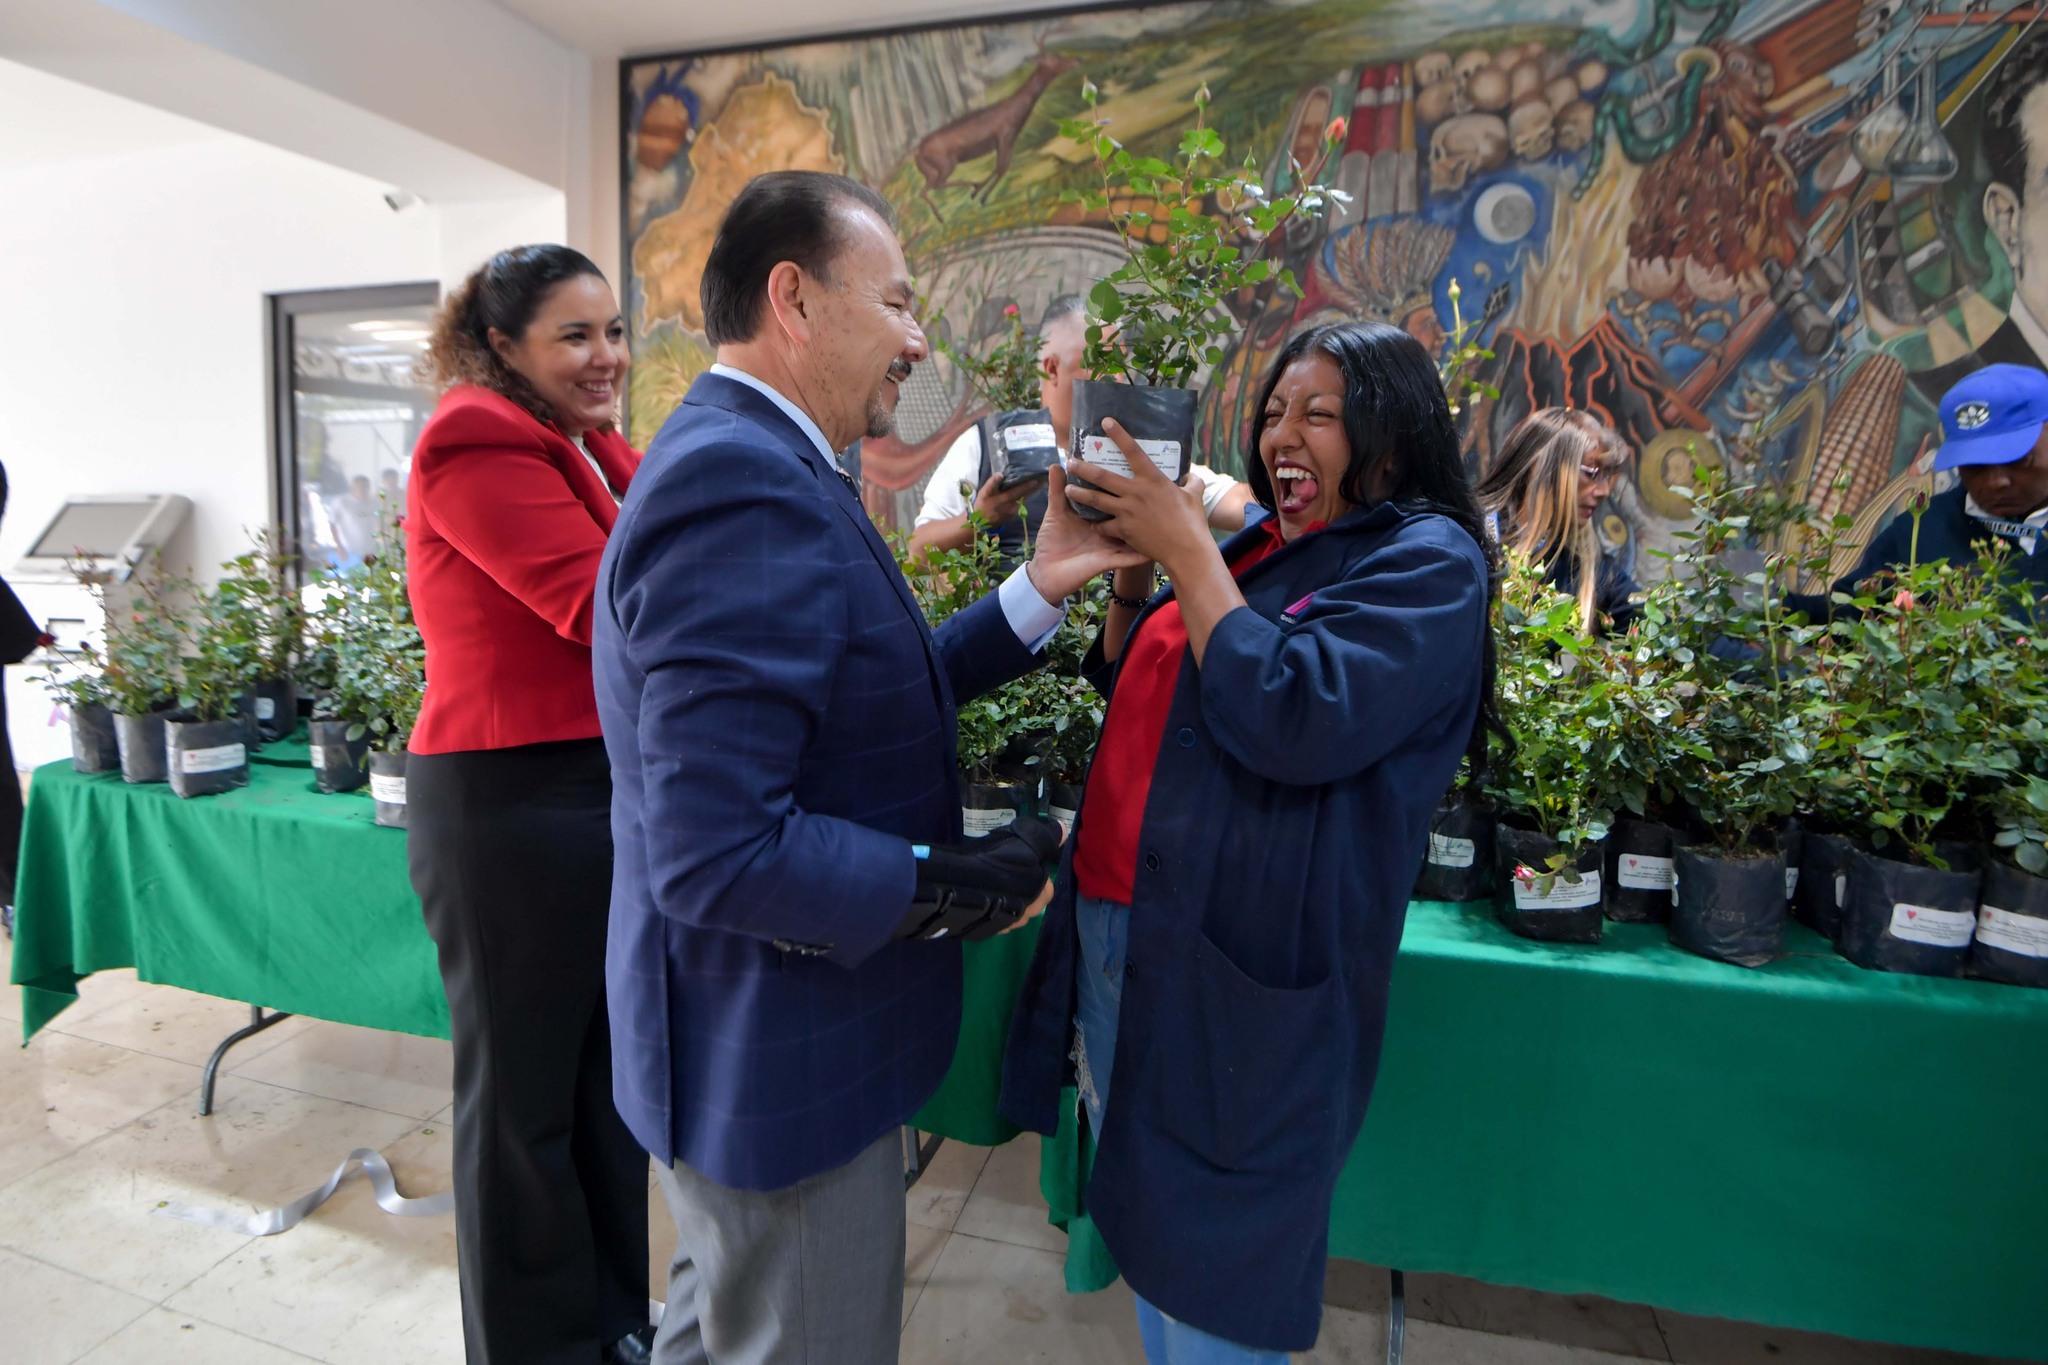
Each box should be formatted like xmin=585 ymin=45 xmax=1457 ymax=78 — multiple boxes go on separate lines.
xmin=1072 ymin=895 xmax=1289 ymax=1365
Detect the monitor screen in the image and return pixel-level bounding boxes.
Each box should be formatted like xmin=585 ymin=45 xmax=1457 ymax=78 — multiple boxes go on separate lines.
xmin=28 ymin=502 xmax=161 ymax=559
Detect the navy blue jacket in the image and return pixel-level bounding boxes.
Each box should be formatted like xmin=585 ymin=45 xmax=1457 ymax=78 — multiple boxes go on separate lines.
xmin=1784 ymin=486 xmax=2048 ymax=619
xmin=1000 ymin=502 xmax=1489 ymax=1351
xmin=595 ymin=373 xmax=1039 ymax=1190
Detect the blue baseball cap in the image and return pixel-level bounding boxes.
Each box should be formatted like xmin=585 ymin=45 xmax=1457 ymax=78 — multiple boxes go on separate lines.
xmin=1935 ymin=364 xmax=2048 ymax=470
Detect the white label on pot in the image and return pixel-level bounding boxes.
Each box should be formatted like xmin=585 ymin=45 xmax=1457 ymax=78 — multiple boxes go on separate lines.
xmin=1002 ymin=423 xmax=1056 ymax=453
xmin=962 ymin=805 xmax=1017 ymax=837
xmin=1786 ymin=867 xmax=1800 ymax=899
xmin=255 ymin=697 xmax=277 ymax=721
xmin=310 ymin=745 xmax=330 ymax=768
xmin=1077 ymin=434 xmax=1182 ymax=480
xmin=1428 ymin=834 xmax=1476 ymax=868
xmin=1617 ymin=853 xmax=1674 ymax=891
xmin=1976 ymin=906 xmax=2048 ymax=958
xmin=1889 ymin=902 xmax=1974 ymax=949
xmin=181 ymin=743 xmax=246 ymax=775
xmin=1835 ymin=872 xmax=1847 ymax=909
xmin=1049 ymin=806 xmax=1078 ymax=832
xmin=371 ymin=773 xmax=407 ymax=806
xmin=1511 ymin=869 xmax=1601 ymax=911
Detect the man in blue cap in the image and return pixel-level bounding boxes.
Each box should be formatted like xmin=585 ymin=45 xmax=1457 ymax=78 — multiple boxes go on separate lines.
xmin=1794 ymin=364 xmax=2048 ymax=614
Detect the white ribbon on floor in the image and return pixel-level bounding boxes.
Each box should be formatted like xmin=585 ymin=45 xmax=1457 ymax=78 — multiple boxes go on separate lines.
xmin=152 ymin=1146 xmax=454 ymax=1237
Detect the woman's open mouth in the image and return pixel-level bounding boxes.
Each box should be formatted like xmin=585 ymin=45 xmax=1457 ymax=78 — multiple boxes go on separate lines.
xmin=1274 ymin=458 xmax=1319 ymax=516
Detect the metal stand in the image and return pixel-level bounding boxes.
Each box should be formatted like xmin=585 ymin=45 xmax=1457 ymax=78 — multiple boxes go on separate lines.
xmin=1387 ymin=1268 xmax=1406 ymax=1365
xmin=901 ymin=1127 xmax=946 ymax=1190
xmin=198 ymin=1004 xmax=294 ymax=1116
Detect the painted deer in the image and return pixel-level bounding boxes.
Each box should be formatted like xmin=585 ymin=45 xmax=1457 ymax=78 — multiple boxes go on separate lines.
xmin=914 ymin=53 xmax=1078 ymax=202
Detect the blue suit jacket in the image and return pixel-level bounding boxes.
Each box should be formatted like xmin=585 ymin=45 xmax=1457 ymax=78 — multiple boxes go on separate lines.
xmin=595 ymin=372 xmax=1039 ymax=1190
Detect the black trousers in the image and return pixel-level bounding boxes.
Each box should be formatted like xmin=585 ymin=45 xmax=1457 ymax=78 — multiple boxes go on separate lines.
xmin=408 ymin=738 xmax=649 ymax=1365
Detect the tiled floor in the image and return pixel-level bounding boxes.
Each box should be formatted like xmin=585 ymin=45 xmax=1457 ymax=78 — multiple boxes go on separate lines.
xmin=0 ymin=933 xmax=2032 ymax=1365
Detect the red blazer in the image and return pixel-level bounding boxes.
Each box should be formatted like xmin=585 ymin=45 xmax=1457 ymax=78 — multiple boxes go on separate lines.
xmin=406 ymin=384 xmax=641 ymax=755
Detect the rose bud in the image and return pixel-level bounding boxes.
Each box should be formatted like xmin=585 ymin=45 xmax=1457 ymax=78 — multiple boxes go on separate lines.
xmin=1325 ymin=116 xmax=1348 ymax=145
xmin=1894 ymin=589 xmax=1915 ymax=611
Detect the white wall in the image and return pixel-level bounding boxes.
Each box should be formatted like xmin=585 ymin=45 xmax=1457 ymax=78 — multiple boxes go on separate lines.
xmin=0 ymin=137 xmax=438 ymax=579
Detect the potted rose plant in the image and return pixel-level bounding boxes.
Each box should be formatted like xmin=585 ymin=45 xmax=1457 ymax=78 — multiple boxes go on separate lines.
xmin=1976 ymin=773 xmax=2048 ymax=988
xmin=97 ymin=554 xmax=188 ymax=785
xmin=214 ymin=528 xmax=307 ymax=742
xmin=1644 ymin=470 xmax=1819 ymax=965
xmin=34 ymin=636 xmax=118 ymax=773
xmin=1483 ymin=561 xmax=1621 ymax=943
xmin=166 ymin=579 xmax=264 ymax=798
xmin=1809 ymin=540 xmax=2008 ymax=977
xmin=936 ymin=299 xmax=1061 ymax=493
xmin=327 ymin=539 xmax=425 ymax=828
xmin=1058 ymin=83 xmax=1343 ymax=519
xmin=303 ymin=564 xmax=370 ymax=793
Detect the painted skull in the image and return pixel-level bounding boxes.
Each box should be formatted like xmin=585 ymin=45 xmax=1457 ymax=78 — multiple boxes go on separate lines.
xmin=1555 ymin=99 xmax=1596 ymax=152
xmin=1429 ymin=113 xmax=1511 ymax=194
xmin=1413 ymin=50 xmax=1453 ymax=86
xmin=1510 ymin=101 xmax=1556 ymax=161
xmin=1452 ymin=50 xmax=1494 ymax=88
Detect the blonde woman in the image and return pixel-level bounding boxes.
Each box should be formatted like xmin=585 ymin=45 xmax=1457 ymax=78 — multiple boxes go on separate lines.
xmin=1474 ymin=408 xmax=1639 ymax=634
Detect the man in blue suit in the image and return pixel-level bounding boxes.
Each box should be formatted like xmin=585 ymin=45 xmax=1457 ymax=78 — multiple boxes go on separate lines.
xmin=594 ymin=171 xmax=1140 ymax=1364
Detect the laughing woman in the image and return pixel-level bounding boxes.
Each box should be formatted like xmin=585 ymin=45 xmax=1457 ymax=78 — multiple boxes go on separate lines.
xmin=1001 ymin=321 xmax=1502 ymax=1361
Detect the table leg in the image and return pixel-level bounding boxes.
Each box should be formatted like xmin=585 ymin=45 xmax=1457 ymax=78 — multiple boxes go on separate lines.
xmin=1387 ymin=1268 xmax=1405 ymax=1365
xmin=902 ymin=1127 xmax=946 ymax=1190
xmin=198 ymin=1005 xmax=294 ymax=1117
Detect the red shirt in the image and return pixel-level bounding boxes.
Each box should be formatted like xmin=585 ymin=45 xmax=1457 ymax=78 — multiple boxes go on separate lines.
xmin=1074 ymin=521 xmax=1304 ymax=904
xmin=407 ymin=386 xmax=641 ymax=755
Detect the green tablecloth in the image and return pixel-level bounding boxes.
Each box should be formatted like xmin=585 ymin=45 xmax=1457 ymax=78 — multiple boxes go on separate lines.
xmin=7 ymin=738 xmax=1024 ymax=1146
xmin=15 ymin=748 xmax=2048 ymax=1359
xmin=13 ymin=735 xmax=447 ymax=1041
xmin=1039 ymin=907 xmax=2048 ymax=1363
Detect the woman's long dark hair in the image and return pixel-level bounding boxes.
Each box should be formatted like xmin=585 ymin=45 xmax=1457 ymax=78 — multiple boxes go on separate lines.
xmin=1246 ymin=321 xmax=1509 ymax=785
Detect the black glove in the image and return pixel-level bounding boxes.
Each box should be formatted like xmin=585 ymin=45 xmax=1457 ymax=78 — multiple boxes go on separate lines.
xmin=895 ymin=815 xmax=1062 ymax=942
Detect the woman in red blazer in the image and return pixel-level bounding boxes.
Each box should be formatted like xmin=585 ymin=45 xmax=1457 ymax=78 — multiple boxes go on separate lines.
xmin=407 ymin=245 xmax=650 ymax=1365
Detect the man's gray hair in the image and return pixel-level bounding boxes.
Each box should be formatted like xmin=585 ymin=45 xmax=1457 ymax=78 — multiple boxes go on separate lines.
xmin=1038 ymin=293 xmax=1088 ymax=339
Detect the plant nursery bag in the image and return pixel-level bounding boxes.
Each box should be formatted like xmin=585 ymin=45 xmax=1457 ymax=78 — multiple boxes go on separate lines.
xmin=1605 ymin=817 xmax=1679 ymax=923
xmin=1493 ymin=824 xmax=1604 ymax=944
xmin=1838 ymin=846 xmax=1979 ymax=977
xmin=1415 ymin=797 xmax=1494 ymax=902
xmin=1969 ymin=859 xmax=2048 ymax=989
xmin=1670 ymin=846 xmax=1787 ymax=968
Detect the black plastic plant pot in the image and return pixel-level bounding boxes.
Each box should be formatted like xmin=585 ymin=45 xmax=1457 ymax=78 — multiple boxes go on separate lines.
xmin=369 ymin=750 xmax=409 ymax=829
xmin=1777 ymin=821 xmax=1804 ymax=905
xmin=166 ymin=718 xmax=249 ymax=799
xmin=1414 ymin=798 xmax=1495 ymax=903
xmin=252 ymin=677 xmax=298 ymax=743
xmin=1044 ymin=779 xmax=1084 ymax=832
xmin=1968 ymin=859 xmax=2048 ymax=989
xmin=114 ymin=709 xmax=174 ymax=785
xmin=70 ymin=704 xmax=120 ymax=774
xmin=1669 ymin=845 xmax=1787 ymax=968
xmin=1493 ymin=824 xmax=1604 ymax=944
xmin=1794 ymin=830 xmax=1857 ymax=941
xmin=1065 ymin=380 xmax=1196 ymax=523
xmin=990 ymin=408 xmax=1061 ymax=489
xmin=1838 ymin=845 xmax=1980 ymax=976
xmin=307 ymin=719 xmax=370 ymax=795
xmin=232 ymin=693 xmax=265 ymax=751
xmin=1604 ymin=817 xmax=1679 ymax=923
xmin=962 ymin=780 xmax=1028 ymax=837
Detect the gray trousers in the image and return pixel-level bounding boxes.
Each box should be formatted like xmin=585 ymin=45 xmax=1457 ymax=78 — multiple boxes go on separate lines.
xmin=652 ymin=1129 xmax=906 ymax=1365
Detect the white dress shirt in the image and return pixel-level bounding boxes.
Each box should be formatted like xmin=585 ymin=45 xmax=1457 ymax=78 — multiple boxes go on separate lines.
xmin=706 ymin=363 xmax=1065 ymax=650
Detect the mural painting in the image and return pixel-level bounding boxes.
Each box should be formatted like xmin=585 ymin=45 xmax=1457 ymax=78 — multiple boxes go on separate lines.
xmin=622 ymin=0 xmax=2048 ymax=582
